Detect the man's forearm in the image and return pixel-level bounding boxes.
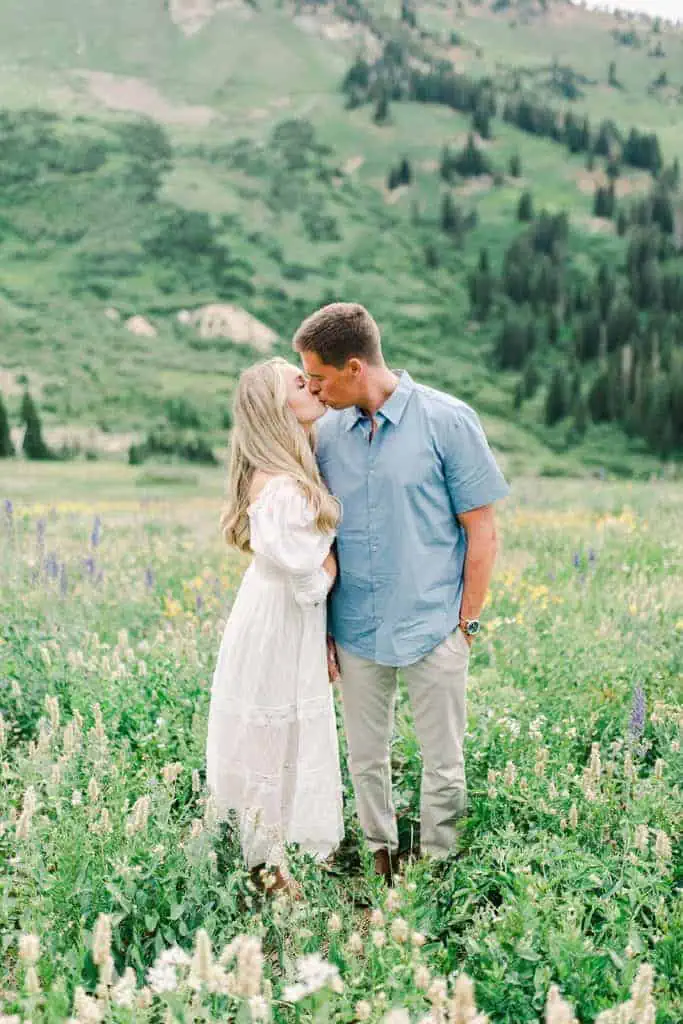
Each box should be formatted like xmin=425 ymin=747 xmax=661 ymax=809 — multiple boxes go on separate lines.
xmin=460 ymin=537 xmax=498 ymax=622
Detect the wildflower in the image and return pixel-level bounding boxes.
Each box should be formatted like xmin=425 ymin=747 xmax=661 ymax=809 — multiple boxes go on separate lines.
xmin=88 ymin=777 xmax=100 ymax=804
xmin=161 ymin=762 xmax=183 ymax=785
xmin=569 ymin=803 xmax=578 ymax=830
xmin=390 ymin=918 xmax=410 ymax=944
xmin=15 ymin=811 xmax=32 ymax=840
xmin=356 ymin=1001 xmax=372 ymax=1021
xmin=630 ymin=963 xmax=655 ymax=1024
xmin=249 ymin=995 xmax=270 ymax=1022
xmin=372 ymin=930 xmax=386 ymax=949
xmin=414 ymin=964 xmax=431 ymax=990
xmin=346 ymin=932 xmax=364 ymax=955
xmin=386 ymin=888 xmax=402 ymax=912
xmin=45 ymin=694 xmax=60 ymax=731
xmin=672 ymin=740 xmax=680 ymax=754
xmin=282 ymin=952 xmax=341 ymax=1003
xmin=73 ymin=986 xmax=104 ymax=1023
xmin=382 ymin=1011 xmax=410 ymax=1024
xmin=624 ymin=750 xmax=635 ymax=780
xmin=370 ymin=908 xmax=385 ymax=927
xmin=427 ymin=976 xmax=448 ymax=1008
xmin=190 ymin=928 xmax=214 ymax=987
xmin=634 ymin=825 xmax=649 ymax=853
xmin=192 ymin=769 xmax=201 ymax=793
xmin=589 ymin=743 xmax=601 ymax=781
xmin=72 ymin=790 xmax=83 ymax=807
xmin=629 ymin=684 xmax=646 ymax=741
xmin=544 ymin=983 xmax=578 ymax=1024
xmin=111 ymin=967 xmax=137 ymax=1009
xmin=328 ymin=912 xmax=342 ymax=934
xmin=534 ymin=746 xmax=549 ymax=778
xmin=147 ymin=960 xmax=179 ymax=995
xmin=92 ymin=914 xmax=111 ymax=967
xmin=503 ymin=761 xmax=516 ymax=785
xmin=19 ymin=934 xmax=40 ymax=965
xmin=411 ymin=931 xmax=426 ymax=947
xmin=654 ymin=830 xmax=671 ymax=861
xmin=449 ymin=973 xmax=485 ymax=1024
xmin=653 ymin=759 xmax=663 ymax=780
xmin=126 ymin=795 xmax=151 ymax=835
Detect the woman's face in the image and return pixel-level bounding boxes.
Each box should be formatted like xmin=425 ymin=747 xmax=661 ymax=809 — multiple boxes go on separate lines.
xmin=282 ymin=362 xmax=326 ymax=427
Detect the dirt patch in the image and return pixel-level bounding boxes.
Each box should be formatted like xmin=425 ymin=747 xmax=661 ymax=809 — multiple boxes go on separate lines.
xmin=575 ymin=168 xmax=651 ymax=199
xmin=420 ymin=159 xmax=439 ymax=173
xmin=574 ymin=213 xmax=615 ymax=235
xmin=185 ymin=304 xmax=277 ymax=352
xmin=75 ymin=70 xmax=215 ymax=126
xmin=385 ymin=184 xmax=409 ymax=205
xmin=168 ymin=0 xmax=253 ymax=38
xmin=343 ymin=155 xmax=365 ymax=175
xmin=294 ymin=13 xmax=382 ymax=60
xmin=456 ymin=174 xmax=494 ymax=197
xmin=0 ymin=368 xmax=42 ymax=399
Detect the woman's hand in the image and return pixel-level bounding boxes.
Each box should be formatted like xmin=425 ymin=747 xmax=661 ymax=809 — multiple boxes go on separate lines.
xmin=327 ymin=635 xmax=341 ymax=684
xmin=322 ymin=550 xmax=337 ymax=584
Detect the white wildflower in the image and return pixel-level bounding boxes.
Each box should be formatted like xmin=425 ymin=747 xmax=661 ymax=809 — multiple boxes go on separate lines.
xmin=282 ymin=952 xmax=341 ymax=1002
xmin=370 ymin=908 xmax=385 ymax=927
xmin=355 ymin=1000 xmax=372 ymax=1021
xmin=87 ymin=777 xmax=100 ymax=804
xmin=382 ymin=1011 xmax=410 ymax=1024
xmin=414 ymin=964 xmax=431 ymax=990
xmin=147 ymin=960 xmax=179 ymax=995
xmin=328 ymin=912 xmax=342 ymax=934
xmin=111 ymin=967 xmax=137 ymax=1009
xmin=634 ymin=825 xmax=649 ymax=853
xmin=346 ymin=931 xmax=364 ymax=955
xmin=654 ymin=830 xmax=671 ymax=861
xmin=372 ymin=929 xmax=386 ymax=949
xmin=19 ymin=933 xmax=40 ymax=964
xmin=92 ymin=914 xmax=111 ymax=967
xmin=73 ymin=986 xmax=104 ymax=1024
xmin=569 ymin=803 xmax=578 ymax=830
xmin=503 ymin=761 xmax=517 ymax=786
xmin=249 ymin=994 xmax=270 ymax=1022
xmin=544 ymin=983 xmax=578 ymax=1024
xmin=390 ymin=918 xmax=410 ymax=944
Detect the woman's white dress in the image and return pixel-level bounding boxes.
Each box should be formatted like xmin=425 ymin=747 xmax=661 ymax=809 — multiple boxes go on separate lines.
xmin=206 ymin=474 xmax=344 ymax=869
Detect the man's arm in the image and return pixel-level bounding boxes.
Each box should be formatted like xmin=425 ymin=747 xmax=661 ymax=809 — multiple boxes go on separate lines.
xmin=457 ymin=504 xmax=499 ymax=645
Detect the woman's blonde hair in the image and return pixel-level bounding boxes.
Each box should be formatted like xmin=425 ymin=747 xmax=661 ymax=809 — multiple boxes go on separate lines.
xmin=220 ymin=357 xmax=340 ymax=551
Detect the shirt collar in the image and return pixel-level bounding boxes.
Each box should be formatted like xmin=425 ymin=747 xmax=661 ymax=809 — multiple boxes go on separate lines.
xmin=344 ymin=370 xmax=414 ymax=431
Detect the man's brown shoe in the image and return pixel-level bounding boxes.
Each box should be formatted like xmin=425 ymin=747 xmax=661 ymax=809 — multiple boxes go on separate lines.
xmin=373 ymin=848 xmax=400 ymax=886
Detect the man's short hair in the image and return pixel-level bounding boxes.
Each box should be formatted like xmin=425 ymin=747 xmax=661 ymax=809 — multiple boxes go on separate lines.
xmin=292 ymin=302 xmax=382 ymax=369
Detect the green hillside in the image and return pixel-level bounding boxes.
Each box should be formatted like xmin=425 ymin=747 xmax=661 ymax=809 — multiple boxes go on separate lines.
xmin=0 ymin=0 xmax=682 ymax=477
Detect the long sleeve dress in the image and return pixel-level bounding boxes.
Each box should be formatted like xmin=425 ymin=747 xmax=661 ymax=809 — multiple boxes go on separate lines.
xmin=206 ymin=474 xmax=344 ymax=869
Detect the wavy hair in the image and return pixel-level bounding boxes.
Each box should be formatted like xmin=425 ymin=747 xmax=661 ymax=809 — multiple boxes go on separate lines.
xmin=220 ymin=358 xmax=340 ymax=552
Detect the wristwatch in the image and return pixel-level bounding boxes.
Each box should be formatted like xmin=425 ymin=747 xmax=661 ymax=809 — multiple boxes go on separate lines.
xmin=459 ymin=618 xmax=481 ymax=637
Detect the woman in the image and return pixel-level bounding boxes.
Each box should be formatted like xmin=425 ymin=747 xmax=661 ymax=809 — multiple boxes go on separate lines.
xmin=206 ymin=357 xmax=344 ymax=897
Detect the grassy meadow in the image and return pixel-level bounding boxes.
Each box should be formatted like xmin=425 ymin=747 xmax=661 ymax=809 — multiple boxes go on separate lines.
xmin=1 ymin=463 xmax=681 ymax=1023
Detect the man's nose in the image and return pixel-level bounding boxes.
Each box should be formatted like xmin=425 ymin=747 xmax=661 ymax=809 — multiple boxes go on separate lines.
xmin=307 ymin=379 xmax=321 ymax=395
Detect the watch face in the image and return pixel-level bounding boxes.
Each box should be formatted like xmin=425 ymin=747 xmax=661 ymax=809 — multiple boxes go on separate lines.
xmin=466 ymin=620 xmax=481 ymax=636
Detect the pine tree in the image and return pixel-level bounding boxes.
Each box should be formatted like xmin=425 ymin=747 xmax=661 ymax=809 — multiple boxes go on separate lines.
xmin=472 ymin=107 xmax=491 ymax=140
xmin=440 ymin=192 xmax=462 ymax=235
xmin=0 ymin=392 xmax=14 ymax=457
xmin=20 ymin=391 xmax=52 ymax=460
xmin=545 ymin=367 xmax=569 ymax=425
xmin=508 ymin=152 xmax=522 ymax=177
xmin=398 ymin=157 xmax=412 ymax=185
xmin=373 ymin=88 xmax=390 ymax=125
xmin=608 ymin=61 xmax=620 ymax=88
xmin=517 ymin=190 xmax=534 ymax=222
xmin=453 ymin=133 xmax=490 ymax=177
xmin=467 ymin=247 xmax=495 ymax=320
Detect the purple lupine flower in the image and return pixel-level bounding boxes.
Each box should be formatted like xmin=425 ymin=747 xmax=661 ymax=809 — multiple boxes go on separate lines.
xmin=83 ymin=556 xmax=96 ymax=577
xmin=547 ymin=571 xmax=556 ymax=582
xmin=90 ymin=516 xmax=102 ymax=548
xmin=59 ymin=564 xmax=68 ymax=596
xmin=144 ymin=567 xmax=154 ymax=589
xmin=96 ymin=569 xmax=104 ymax=586
xmin=36 ymin=519 xmax=46 ymax=548
xmin=629 ymin=683 xmax=646 ymax=741
xmin=588 ymin=548 xmax=596 ymax=564
xmin=572 ymin=552 xmax=581 ymax=568
xmin=45 ymin=552 xmax=59 ymax=579
xmin=196 ymin=594 xmax=204 ymax=614
xmin=4 ymin=498 xmax=13 ymax=520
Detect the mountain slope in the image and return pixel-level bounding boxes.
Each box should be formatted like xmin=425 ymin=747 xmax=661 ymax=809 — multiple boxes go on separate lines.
xmin=0 ymin=0 xmax=682 ymax=476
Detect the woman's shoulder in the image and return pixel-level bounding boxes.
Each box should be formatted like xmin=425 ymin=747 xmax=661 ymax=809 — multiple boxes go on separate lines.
xmin=248 ymin=473 xmax=305 ymax=514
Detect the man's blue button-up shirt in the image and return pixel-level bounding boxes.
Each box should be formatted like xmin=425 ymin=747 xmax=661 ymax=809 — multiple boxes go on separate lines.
xmin=316 ymin=371 xmax=510 ymax=667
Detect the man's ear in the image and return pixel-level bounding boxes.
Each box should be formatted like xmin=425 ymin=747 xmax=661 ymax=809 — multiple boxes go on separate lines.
xmin=347 ymin=357 xmax=363 ymax=377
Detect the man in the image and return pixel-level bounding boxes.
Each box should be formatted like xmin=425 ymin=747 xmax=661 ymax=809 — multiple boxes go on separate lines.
xmin=293 ymin=302 xmax=509 ymax=883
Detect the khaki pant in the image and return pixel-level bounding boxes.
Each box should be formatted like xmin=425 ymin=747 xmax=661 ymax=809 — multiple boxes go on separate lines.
xmin=337 ymin=628 xmax=470 ymax=859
